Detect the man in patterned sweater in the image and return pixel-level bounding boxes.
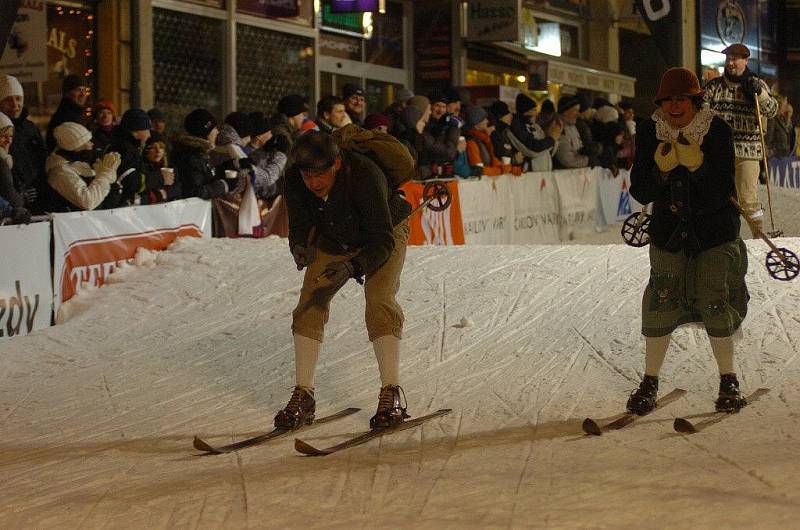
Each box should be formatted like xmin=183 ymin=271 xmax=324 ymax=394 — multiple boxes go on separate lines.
xmin=704 ymin=43 xmax=777 ymax=234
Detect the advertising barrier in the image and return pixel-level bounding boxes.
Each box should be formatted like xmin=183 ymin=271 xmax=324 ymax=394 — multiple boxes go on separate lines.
xmin=596 ymin=168 xmax=643 ymax=226
xmin=0 ymin=221 xmax=52 ymax=338
xmin=53 ymin=199 xmax=211 ymax=312
xmin=768 ymin=156 xmax=800 ymax=189
xmin=401 ymin=180 xmax=465 ymax=245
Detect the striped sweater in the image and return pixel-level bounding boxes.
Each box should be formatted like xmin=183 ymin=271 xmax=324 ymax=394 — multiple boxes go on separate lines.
xmin=704 ymin=75 xmax=778 ymax=160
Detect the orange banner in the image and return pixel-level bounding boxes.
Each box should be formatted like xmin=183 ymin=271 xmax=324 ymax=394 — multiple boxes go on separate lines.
xmin=400 ymin=180 xmax=465 ymax=245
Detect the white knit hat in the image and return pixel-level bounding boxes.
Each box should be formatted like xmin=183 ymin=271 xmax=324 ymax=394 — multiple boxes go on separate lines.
xmin=54 ymin=122 xmax=92 ymax=151
xmin=0 ymin=75 xmax=24 ymax=103
xmin=0 ymin=112 xmax=12 ymax=131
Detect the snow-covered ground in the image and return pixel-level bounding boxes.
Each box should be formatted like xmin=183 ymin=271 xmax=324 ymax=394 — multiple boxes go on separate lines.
xmin=2 ymin=186 xmax=800 ymax=529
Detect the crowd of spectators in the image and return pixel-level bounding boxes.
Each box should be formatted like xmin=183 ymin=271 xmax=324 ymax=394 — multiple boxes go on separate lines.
xmin=3 ymin=70 xmax=794 ymax=228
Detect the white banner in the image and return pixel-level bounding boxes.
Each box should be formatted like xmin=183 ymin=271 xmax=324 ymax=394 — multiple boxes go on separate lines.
xmin=53 ymin=199 xmax=212 ymax=313
xmin=510 ymin=171 xmax=561 ymax=244
xmin=556 ymin=167 xmax=598 ymax=240
xmin=459 ymin=175 xmax=513 ymax=245
xmin=0 ymin=221 xmax=52 ymax=338
xmin=596 ymin=168 xmax=643 ymax=226
xmin=0 ymin=1 xmax=48 ymax=82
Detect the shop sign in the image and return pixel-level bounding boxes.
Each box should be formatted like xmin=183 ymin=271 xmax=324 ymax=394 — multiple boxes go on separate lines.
xmin=320 ymin=31 xmax=362 ymax=60
xmin=331 ymin=0 xmax=379 ymax=13
xmin=466 ymin=0 xmax=521 ymax=42
xmin=0 ymin=0 xmax=47 ymax=82
xmin=237 ymin=0 xmax=300 ymax=18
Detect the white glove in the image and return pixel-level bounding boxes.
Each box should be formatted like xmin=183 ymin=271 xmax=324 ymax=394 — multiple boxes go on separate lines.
xmin=93 ymin=152 xmax=122 ymax=180
xmin=654 ymin=142 xmax=678 ymax=173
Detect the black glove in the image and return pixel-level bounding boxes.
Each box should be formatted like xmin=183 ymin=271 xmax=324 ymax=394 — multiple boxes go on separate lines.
xmin=321 ymin=260 xmax=356 ymax=289
xmin=271 ymin=134 xmax=291 ymax=154
xmin=291 ymin=244 xmax=316 ymax=271
xmin=238 ymin=157 xmax=254 ymax=170
xmin=743 ymin=76 xmax=763 ymax=98
xmin=22 ymin=187 xmax=38 ymax=205
xmin=12 ymin=207 xmax=31 ymax=224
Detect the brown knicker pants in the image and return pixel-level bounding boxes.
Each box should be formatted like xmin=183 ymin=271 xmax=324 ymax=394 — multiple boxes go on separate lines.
xmin=292 ymin=221 xmax=410 ymax=342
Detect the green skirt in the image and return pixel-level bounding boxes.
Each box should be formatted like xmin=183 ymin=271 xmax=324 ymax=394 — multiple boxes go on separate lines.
xmin=642 ymin=239 xmax=749 ymax=338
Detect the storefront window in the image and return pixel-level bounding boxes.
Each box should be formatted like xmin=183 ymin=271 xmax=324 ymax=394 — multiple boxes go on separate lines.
xmin=236 ymin=23 xmax=315 ymax=114
xmin=236 ymin=0 xmax=315 ymax=27
xmin=10 ymin=2 xmax=97 ymax=130
xmin=153 ymin=8 xmax=224 ymax=133
xmin=365 ymin=1 xmax=403 ymax=68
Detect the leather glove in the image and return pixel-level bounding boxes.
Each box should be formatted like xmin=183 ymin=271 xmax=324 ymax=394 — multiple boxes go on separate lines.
xmin=674 ymin=138 xmax=703 ymax=172
xmin=654 ymin=142 xmax=679 ymax=173
xmin=320 ymin=260 xmax=355 ymax=290
xmin=743 ymin=76 xmax=763 ymax=98
xmin=22 ymin=187 xmax=38 ymax=205
xmin=93 ymin=152 xmax=122 ymax=179
xmin=291 ymin=244 xmax=316 ymax=271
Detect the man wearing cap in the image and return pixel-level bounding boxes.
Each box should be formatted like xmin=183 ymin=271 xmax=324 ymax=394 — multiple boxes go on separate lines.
xmin=315 ymin=95 xmax=350 ymax=134
xmin=274 ymin=94 xmax=313 ymax=153
xmin=627 ymin=66 xmax=749 ymax=415
xmin=0 ymin=74 xmax=47 ymax=212
xmin=704 ymin=43 xmax=778 ymax=234
xmin=508 ymin=93 xmax=562 ymax=172
xmin=342 ymin=84 xmax=365 ymax=127
xmin=275 ymin=131 xmax=412 ymax=431
xmin=45 ymin=122 xmax=122 ymax=211
xmin=46 ymin=74 xmax=90 ymax=152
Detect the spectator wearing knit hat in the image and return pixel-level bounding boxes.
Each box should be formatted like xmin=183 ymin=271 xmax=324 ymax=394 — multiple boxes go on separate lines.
xmin=508 ymin=93 xmax=561 ymax=172
xmin=45 ymin=122 xmax=122 ymax=211
xmin=46 ymin=74 xmax=90 ymax=152
xmin=443 ymin=87 xmax=464 ymax=127
xmin=342 ymin=83 xmax=365 ymax=126
xmin=363 ymin=113 xmax=391 ymax=134
xmin=248 ymin=112 xmax=285 ymax=200
xmin=172 ymin=108 xmax=234 ymax=200
xmin=0 ymin=112 xmax=30 ymax=223
xmin=90 ymin=100 xmax=116 ymax=152
xmin=424 ymin=91 xmax=460 ymax=167
xmin=488 ymin=100 xmax=514 ymax=163
xmin=554 ymin=97 xmax=591 ymax=169
xmin=109 ymin=108 xmax=153 ymax=205
xmin=463 ymin=105 xmax=504 ymax=176
xmin=395 ymin=104 xmax=435 ymax=180
xmin=0 ymin=74 xmax=47 ymax=213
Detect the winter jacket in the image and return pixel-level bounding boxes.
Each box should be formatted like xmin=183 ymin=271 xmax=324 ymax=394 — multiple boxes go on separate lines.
xmin=630 ymin=111 xmax=740 ymax=255
xmin=465 ymin=128 xmax=503 ymax=176
xmin=210 ymin=124 xmax=252 ymax=195
xmin=766 ymin=116 xmax=796 ymax=158
xmin=9 ymin=108 xmax=47 ymax=210
xmin=109 ymin=127 xmax=149 ymax=205
xmin=45 ymin=151 xmax=116 ymax=211
xmin=91 ymin=125 xmax=114 ymax=152
xmin=249 ymin=148 xmax=285 ymax=200
xmin=46 ymin=97 xmax=87 ymax=152
xmin=424 ymin=115 xmax=460 ymax=163
xmin=507 ymin=114 xmax=556 ymax=171
xmin=285 ymin=151 xmax=395 ymax=277
xmin=704 ymin=69 xmax=778 ymax=160
xmin=171 ymin=134 xmax=230 ymax=200
xmin=555 ymin=123 xmax=590 ymax=169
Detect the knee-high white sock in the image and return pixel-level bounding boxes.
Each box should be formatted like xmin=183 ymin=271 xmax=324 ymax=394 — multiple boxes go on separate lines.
xmin=644 ymin=335 xmax=671 ymax=377
xmin=709 ymin=336 xmax=735 ymax=375
xmin=373 ymin=335 xmax=400 ymax=386
xmin=294 ymin=334 xmax=321 ymax=389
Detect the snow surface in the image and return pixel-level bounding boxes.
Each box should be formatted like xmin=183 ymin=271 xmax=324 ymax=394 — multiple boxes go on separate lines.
xmin=2 ymin=186 xmax=800 ymax=529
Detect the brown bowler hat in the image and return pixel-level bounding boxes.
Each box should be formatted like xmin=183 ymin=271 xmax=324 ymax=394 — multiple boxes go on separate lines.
xmin=722 ymin=43 xmax=750 ymax=58
xmin=654 ymin=67 xmax=705 ymax=103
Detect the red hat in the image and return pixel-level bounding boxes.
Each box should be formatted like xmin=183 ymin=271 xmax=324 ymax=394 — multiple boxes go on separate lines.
xmin=92 ymin=99 xmax=115 ymax=116
xmin=364 ymin=113 xmax=390 ymax=130
xmin=722 ymin=43 xmax=750 ymax=58
xmin=654 ymin=67 xmax=704 ymax=104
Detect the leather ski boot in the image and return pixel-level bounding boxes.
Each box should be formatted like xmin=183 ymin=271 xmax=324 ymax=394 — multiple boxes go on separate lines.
xmin=369 ymin=385 xmax=410 ymax=429
xmin=274 ymin=386 xmax=316 ymax=430
xmin=715 ymin=373 xmax=747 ymax=412
xmin=626 ymin=375 xmax=659 ymax=415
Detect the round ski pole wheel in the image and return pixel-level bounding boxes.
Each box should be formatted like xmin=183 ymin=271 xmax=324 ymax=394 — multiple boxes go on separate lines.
xmin=621 ymin=211 xmax=651 ymax=247
xmin=765 ymin=248 xmax=800 ymax=281
xmin=422 ymin=181 xmax=452 ymax=212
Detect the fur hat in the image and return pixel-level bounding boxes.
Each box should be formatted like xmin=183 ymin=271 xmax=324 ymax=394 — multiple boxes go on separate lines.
xmin=0 ymin=75 xmax=24 ymax=104
xmin=278 ymin=94 xmax=308 ymax=118
xmin=54 ymin=122 xmax=93 ymax=151
xmin=595 ymin=105 xmax=620 ymax=124
xmin=364 ymin=113 xmax=390 ymax=130
xmin=515 ymin=93 xmax=536 ymax=115
xmin=654 ymin=67 xmax=704 ymax=104
xmin=464 ymin=105 xmax=488 ymax=129
xmin=120 ymin=108 xmax=152 ymax=132
xmin=184 ymin=108 xmax=218 ymax=138
xmin=557 ymin=97 xmax=580 ymax=114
